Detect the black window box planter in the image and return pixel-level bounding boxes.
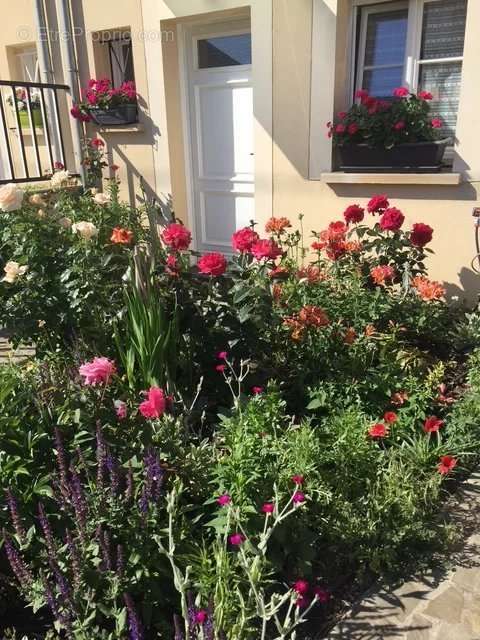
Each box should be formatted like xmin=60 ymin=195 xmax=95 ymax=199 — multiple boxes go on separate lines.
xmin=90 ymin=103 xmax=138 ymax=126
xmin=337 ymin=138 xmax=450 ymax=173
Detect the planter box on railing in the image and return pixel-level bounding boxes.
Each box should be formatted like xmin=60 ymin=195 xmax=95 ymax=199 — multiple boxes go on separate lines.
xmin=90 ymin=103 xmax=138 ymax=126
xmin=337 ymin=138 xmax=450 ymax=173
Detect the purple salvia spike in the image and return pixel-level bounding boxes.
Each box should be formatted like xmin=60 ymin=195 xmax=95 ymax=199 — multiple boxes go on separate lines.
xmin=123 ymin=593 xmax=144 ymax=640
xmin=125 ymin=462 xmax=134 ymax=503
xmin=43 ymin=577 xmax=59 ymax=618
xmin=116 ymin=544 xmax=125 ymax=579
xmin=138 ymin=487 xmax=148 ymax=516
xmin=186 ymin=591 xmax=197 ymax=640
xmin=106 ymin=454 xmax=121 ymax=496
xmin=100 ymin=529 xmax=113 ymax=572
xmin=143 ymin=448 xmax=164 ymax=503
xmin=38 ymin=503 xmax=56 ymax=559
xmin=5 ymin=489 xmax=26 ymax=544
xmin=173 ymin=615 xmax=185 ymax=640
xmin=69 ymin=466 xmax=88 ymax=541
xmin=204 ymin=600 xmax=215 ymax=640
xmin=54 ymin=427 xmax=70 ymax=500
xmin=65 ymin=529 xmax=82 ymax=591
xmin=3 ymin=531 xmax=33 ymax=587
xmin=96 ymin=420 xmax=107 ymax=490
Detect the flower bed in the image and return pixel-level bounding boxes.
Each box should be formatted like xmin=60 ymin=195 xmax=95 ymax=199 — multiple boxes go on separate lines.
xmin=1 ymin=178 xmax=480 ymax=640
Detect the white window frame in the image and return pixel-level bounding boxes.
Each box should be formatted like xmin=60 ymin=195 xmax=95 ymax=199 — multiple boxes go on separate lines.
xmin=16 ymin=49 xmax=39 ymax=83
xmin=350 ymin=0 xmax=467 ymax=100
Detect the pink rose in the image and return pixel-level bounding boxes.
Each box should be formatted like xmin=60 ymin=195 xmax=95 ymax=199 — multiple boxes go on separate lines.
xmin=162 ymin=223 xmax=191 ymax=251
xmin=379 ymin=207 xmax=405 ymax=231
xmin=232 ymin=227 xmax=259 ymax=253
xmin=79 ymin=357 xmax=116 ymax=385
xmin=139 ymin=386 xmax=167 ymax=419
xmin=250 ymin=239 xmax=282 ymax=261
xmin=198 ymin=252 xmax=227 ymax=276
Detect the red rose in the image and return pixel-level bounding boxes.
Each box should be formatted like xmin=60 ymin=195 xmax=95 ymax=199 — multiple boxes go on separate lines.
xmin=379 ymin=207 xmax=405 ymax=231
xmin=232 ymin=227 xmax=259 ymax=253
xmin=393 ymin=87 xmax=409 ymax=97
xmin=251 ymin=239 xmax=283 ymax=261
xmin=198 ymin=252 xmax=227 ymax=276
xmin=343 ymin=204 xmax=364 ymax=224
xmin=410 ymin=223 xmax=433 ymax=247
xmin=367 ymin=194 xmax=389 ymax=214
xmin=162 ymin=223 xmax=191 ymax=250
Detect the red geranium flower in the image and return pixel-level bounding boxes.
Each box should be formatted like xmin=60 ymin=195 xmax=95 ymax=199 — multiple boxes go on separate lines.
xmin=348 ymin=123 xmax=359 ymax=135
xmin=335 ymin=124 xmax=346 ymax=134
xmin=423 ymin=416 xmax=444 ymax=433
xmin=418 ymin=90 xmax=433 ymax=100
xmin=198 ymin=252 xmax=227 ymax=276
xmin=437 ymin=455 xmax=457 ymax=475
xmin=393 ymin=87 xmax=409 ymax=97
xmin=431 ymin=118 xmax=443 ymax=129
xmin=355 ymin=89 xmax=369 ymax=100
xmin=393 ymin=121 xmax=406 ymax=131
xmin=367 ymin=195 xmax=389 ymax=214
xmin=343 ymin=204 xmax=364 ymax=224
xmin=410 ymin=223 xmax=433 ymax=247
xmin=368 ymin=423 xmax=388 ymax=438
xmin=379 ymin=207 xmax=405 ymax=231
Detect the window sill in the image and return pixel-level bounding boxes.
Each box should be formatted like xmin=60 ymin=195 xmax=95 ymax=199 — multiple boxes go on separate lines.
xmin=94 ymin=124 xmax=145 ymax=134
xmin=320 ymin=172 xmax=461 ymax=185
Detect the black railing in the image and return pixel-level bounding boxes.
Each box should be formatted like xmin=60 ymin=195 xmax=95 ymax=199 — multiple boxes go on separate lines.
xmin=0 ymin=80 xmax=77 ymax=184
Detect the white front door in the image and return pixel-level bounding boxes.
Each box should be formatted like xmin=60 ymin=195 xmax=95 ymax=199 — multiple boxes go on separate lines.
xmin=183 ymin=20 xmax=254 ymax=254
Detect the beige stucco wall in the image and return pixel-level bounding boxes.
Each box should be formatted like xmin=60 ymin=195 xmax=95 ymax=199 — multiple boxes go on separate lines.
xmin=1 ymin=0 xmax=479 ymax=300
xmin=268 ymin=0 xmax=480 ymax=303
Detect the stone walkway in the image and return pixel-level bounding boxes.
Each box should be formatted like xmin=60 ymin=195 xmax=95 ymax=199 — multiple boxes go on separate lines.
xmin=327 ymin=471 xmax=480 ymax=640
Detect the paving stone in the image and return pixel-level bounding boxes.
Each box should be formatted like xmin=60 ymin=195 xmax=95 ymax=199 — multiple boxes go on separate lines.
xmin=434 ymin=621 xmax=480 ymax=640
xmin=403 ymin=614 xmax=434 ymax=639
xmin=452 ymin=567 xmax=480 ymax=593
xmin=463 ymin=598 xmax=480 ymax=634
xmin=423 ymin=585 xmax=464 ymax=623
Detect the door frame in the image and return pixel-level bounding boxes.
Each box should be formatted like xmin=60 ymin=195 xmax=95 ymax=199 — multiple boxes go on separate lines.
xmin=177 ymin=11 xmax=270 ymax=251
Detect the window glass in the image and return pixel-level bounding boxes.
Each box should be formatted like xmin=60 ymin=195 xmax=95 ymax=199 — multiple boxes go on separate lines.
xmin=364 ymin=9 xmax=408 ymax=66
xmin=109 ymin=39 xmax=135 ymax=86
xmin=363 ymin=67 xmax=404 ymax=97
xmin=198 ymin=34 xmax=252 ymax=69
xmin=420 ymin=0 xmax=468 ymax=60
xmin=418 ymin=61 xmax=462 ymax=139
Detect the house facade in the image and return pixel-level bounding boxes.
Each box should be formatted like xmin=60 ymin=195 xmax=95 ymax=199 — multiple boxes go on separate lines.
xmin=1 ymin=0 xmax=479 ymax=300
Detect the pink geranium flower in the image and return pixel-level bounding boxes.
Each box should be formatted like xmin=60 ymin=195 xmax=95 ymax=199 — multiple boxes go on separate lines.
xmin=293 ymin=579 xmax=309 ymax=595
xmin=139 ymin=387 xmax=167 ymax=419
xmin=79 ymin=357 xmax=116 ymax=385
xmin=261 ymin=502 xmax=274 ymax=514
xmin=217 ymin=351 xmax=228 ymax=360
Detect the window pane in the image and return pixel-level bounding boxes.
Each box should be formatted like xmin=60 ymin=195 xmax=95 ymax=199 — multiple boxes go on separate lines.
xmin=420 ymin=0 xmax=467 ymax=60
xmin=418 ymin=61 xmax=462 ymax=138
xmin=198 ymin=34 xmax=252 ymax=68
xmin=364 ymin=9 xmax=408 ymax=66
xmin=363 ymin=66 xmax=404 ymax=98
